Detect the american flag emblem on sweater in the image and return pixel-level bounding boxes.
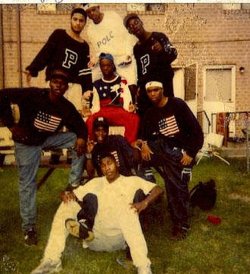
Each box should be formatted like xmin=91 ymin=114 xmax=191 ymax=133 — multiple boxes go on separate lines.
xmin=34 ymin=111 xmax=61 ymax=132
xmin=159 ymin=115 xmax=179 ymax=137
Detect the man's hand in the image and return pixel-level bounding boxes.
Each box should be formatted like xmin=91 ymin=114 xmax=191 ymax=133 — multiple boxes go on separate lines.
xmin=118 ymin=55 xmax=132 ymax=67
xmin=23 ymin=70 xmax=32 ymax=86
xmin=130 ymin=200 xmax=148 ymax=214
xmin=131 ymin=139 xmax=143 ymax=150
xmin=82 ymin=90 xmax=93 ymax=101
xmin=86 ymin=139 xmax=96 ymax=154
xmin=180 ymin=151 xmax=193 ymax=166
xmin=74 ymin=138 xmax=86 ymax=157
xmin=141 ymin=142 xmax=154 ymax=161
xmin=9 ymin=125 xmax=29 ymax=142
xmin=128 ymin=102 xmax=136 ymax=113
xmin=60 ymin=191 xmax=76 ymax=203
xmin=151 ymin=39 xmax=163 ymax=52
xmin=81 ymin=106 xmax=92 ymax=118
xmin=88 ymin=55 xmax=97 ymax=68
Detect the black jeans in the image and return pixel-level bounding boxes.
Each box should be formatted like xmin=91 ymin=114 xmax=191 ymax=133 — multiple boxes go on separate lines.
xmin=148 ymin=139 xmax=193 ymax=228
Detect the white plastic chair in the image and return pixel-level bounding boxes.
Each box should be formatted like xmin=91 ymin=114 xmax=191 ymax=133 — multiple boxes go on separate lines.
xmin=196 ymin=132 xmax=230 ymax=165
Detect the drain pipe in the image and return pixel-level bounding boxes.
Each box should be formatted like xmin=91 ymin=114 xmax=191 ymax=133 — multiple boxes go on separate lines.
xmin=16 ymin=4 xmax=23 ymax=87
xmin=0 ymin=5 xmax=4 ymax=88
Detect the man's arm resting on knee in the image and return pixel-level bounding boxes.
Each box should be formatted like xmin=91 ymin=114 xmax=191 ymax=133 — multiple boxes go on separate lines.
xmin=131 ymin=185 xmax=163 ymax=214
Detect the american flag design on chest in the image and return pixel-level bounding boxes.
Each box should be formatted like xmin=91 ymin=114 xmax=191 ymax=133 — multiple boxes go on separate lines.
xmin=34 ymin=111 xmax=62 ymax=132
xmin=159 ymin=115 xmax=180 ymax=137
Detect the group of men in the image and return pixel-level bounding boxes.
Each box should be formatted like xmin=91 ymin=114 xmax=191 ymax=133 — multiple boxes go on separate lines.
xmin=0 ymin=4 xmax=204 ymax=274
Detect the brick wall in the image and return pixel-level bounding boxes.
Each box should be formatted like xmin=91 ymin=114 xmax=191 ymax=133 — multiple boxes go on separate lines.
xmin=1 ymin=3 xmax=250 ymax=115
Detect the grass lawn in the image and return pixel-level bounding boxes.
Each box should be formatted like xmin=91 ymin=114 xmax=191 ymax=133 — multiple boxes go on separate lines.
xmin=0 ymin=158 xmax=250 ymax=274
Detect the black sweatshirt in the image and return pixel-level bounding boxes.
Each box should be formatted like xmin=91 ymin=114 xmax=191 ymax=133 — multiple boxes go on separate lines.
xmin=140 ymin=97 xmax=204 ymax=158
xmin=133 ymin=32 xmax=177 ymax=91
xmin=26 ymin=29 xmax=92 ymax=92
xmin=0 ymin=87 xmax=88 ymax=145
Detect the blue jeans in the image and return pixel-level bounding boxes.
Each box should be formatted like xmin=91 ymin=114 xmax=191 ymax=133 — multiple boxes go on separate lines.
xmin=15 ymin=132 xmax=85 ymax=232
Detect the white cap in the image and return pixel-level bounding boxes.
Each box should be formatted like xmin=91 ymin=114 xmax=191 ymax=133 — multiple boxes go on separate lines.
xmin=145 ymin=81 xmax=163 ymax=90
xmin=82 ymin=3 xmax=99 ymax=11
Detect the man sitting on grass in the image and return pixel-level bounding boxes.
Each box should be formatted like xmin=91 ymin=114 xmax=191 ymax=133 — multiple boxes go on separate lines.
xmin=31 ymin=152 xmax=163 ymax=274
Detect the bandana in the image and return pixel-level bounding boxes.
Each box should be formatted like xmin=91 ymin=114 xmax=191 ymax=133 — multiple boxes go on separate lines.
xmin=145 ymin=81 xmax=163 ymax=90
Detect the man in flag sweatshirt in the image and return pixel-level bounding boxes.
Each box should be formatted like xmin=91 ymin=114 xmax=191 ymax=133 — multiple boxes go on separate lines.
xmin=134 ymin=80 xmax=204 ymax=240
xmin=0 ymin=69 xmax=88 ymax=246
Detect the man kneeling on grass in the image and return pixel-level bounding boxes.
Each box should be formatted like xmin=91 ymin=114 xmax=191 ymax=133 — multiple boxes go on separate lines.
xmin=31 ymin=152 xmax=163 ymax=274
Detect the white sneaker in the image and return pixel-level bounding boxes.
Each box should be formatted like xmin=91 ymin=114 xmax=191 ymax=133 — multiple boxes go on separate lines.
xmin=137 ymin=264 xmax=152 ymax=274
xmin=82 ymin=240 xmax=89 ymax=249
xmin=30 ymin=259 xmax=62 ymax=274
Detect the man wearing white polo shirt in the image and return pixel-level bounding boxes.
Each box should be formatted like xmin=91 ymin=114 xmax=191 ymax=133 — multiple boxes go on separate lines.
xmin=31 ymin=152 xmax=163 ymax=274
xmin=82 ymin=3 xmax=137 ymax=90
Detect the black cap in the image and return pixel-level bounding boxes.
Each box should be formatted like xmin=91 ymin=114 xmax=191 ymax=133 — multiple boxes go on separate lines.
xmin=93 ymin=117 xmax=109 ymax=132
xmin=123 ymin=13 xmax=140 ymax=28
xmin=50 ymin=69 xmax=70 ymax=83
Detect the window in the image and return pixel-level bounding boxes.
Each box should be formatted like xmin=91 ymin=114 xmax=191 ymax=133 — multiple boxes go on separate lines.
xmin=126 ymin=3 xmax=165 ymax=14
xmin=204 ymin=66 xmax=235 ymax=103
xmin=37 ymin=4 xmax=57 ymax=14
xmin=37 ymin=3 xmax=75 ymax=14
xmin=222 ymin=4 xmax=241 ymax=10
xmin=222 ymin=3 xmax=250 ymax=12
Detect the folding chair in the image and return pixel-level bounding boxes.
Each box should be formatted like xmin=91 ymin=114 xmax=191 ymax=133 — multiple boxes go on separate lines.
xmin=196 ymin=132 xmax=230 ymax=165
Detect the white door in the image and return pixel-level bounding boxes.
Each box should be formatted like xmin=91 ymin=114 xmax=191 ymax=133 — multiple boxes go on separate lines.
xmin=173 ymin=65 xmax=197 ymax=116
xmin=203 ymin=65 xmax=236 ymax=135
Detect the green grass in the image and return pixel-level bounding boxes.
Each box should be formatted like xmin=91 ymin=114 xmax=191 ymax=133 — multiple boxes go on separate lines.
xmin=0 ymin=158 xmax=250 ymax=274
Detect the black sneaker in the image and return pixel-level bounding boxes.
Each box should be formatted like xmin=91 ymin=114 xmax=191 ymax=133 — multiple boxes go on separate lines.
xmin=170 ymin=225 xmax=189 ymax=241
xmin=65 ymin=218 xmax=94 ymax=241
xmin=24 ymin=228 xmax=38 ymax=246
xmin=49 ymin=154 xmax=60 ymax=165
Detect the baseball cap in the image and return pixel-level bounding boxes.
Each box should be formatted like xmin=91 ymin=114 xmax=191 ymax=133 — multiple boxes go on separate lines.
xmin=50 ymin=69 xmax=70 ymax=83
xmin=123 ymin=13 xmax=140 ymax=28
xmin=99 ymin=52 xmax=114 ymax=62
xmin=82 ymin=3 xmax=99 ymax=11
xmin=93 ymin=117 xmax=109 ymax=131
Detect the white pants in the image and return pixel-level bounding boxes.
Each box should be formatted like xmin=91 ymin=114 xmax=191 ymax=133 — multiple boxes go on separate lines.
xmin=43 ymin=200 xmax=150 ymax=268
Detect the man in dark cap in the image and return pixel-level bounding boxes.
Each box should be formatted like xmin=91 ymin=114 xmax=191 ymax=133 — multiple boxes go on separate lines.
xmin=85 ymin=116 xmax=136 ymax=178
xmin=0 ymin=68 xmax=88 ymax=245
xmin=85 ymin=116 xmax=155 ymax=183
xmin=123 ymin=13 xmax=177 ymax=117
xmin=25 ymin=7 xmax=92 ymax=164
